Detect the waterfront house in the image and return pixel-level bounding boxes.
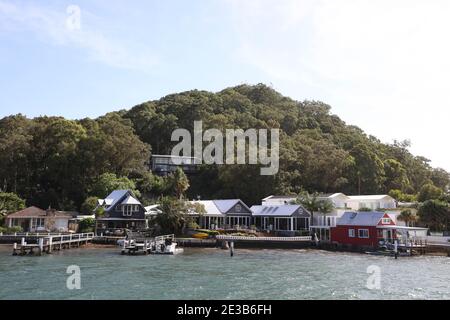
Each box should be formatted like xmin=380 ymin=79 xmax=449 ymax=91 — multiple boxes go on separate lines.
xmin=5 ymin=207 xmax=79 ymax=232
xmin=263 ymin=193 xmax=401 ymax=239
xmin=330 ymin=211 xmax=399 ymax=248
xmin=188 ymin=199 xmax=253 ymax=229
xmin=95 ymin=190 xmax=147 ymax=235
xmin=250 ymin=204 xmax=311 ymax=234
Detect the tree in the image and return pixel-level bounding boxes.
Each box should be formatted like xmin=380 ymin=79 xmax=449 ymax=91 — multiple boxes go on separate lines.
xmin=418 ymin=200 xmax=449 ymax=231
xmin=397 ymin=209 xmax=417 ymax=227
xmin=90 ymin=173 xmax=140 ymax=199
xmin=383 ymin=159 xmax=410 ymax=192
xmin=349 ymin=143 xmax=385 ymax=194
xmin=153 ymin=197 xmax=188 ymax=235
xmin=167 ymin=168 xmax=190 ymax=199
xmin=430 ymin=168 xmax=450 ymax=191
xmin=388 ymin=189 xmax=417 ymax=203
xmin=417 ymin=183 xmax=444 ymax=202
xmin=0 ymin=192 xmax=26 ymax=226
xmin=295 ymin=192 xmax=334 ymax=226
xmin=81 ymin=196 xmax=99 ymax=214
xmin=78 ymin=218 xmax=96 ymax=233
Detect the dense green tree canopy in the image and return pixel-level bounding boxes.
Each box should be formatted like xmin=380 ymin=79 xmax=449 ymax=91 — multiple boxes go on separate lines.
xmin=418 ymin=200 xmax=450 ymax=231
xmin=0 ymin=84 xmax=448 ymax=210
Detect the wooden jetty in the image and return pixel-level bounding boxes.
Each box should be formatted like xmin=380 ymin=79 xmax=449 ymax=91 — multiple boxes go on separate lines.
xmin=12 ymin=232 xmax=94 ymax=256
xmin=424 ymin=242 xmax=450 ymax=256
xmin=121 ymin=234 xmax=181 ymax=255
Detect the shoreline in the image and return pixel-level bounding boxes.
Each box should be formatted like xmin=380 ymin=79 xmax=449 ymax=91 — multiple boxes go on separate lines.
xmin=0 ymin=241 xmax=448 ymax=257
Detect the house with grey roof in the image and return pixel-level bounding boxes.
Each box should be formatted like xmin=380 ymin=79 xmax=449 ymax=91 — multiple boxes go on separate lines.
xmin=250 ymin=204 xmax=311 ymax=233
xmin=188 ymin=199 xmax=253 ymax=229
xmin=95 ymin=190 xmax=147 ymax=235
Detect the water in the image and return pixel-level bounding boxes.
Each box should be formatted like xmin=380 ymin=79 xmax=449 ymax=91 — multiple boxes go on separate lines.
xmin=0 ymin=246 xmax=449 ymax=300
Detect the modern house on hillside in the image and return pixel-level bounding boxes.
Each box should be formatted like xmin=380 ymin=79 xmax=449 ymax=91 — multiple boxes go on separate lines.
xmin=188 ymin=199 xmax=253 ymax=229
xmin=151 ymin=154 xmax=200 ymax=176
xmin=95 ymin=190 xmax=147 ymax=235
xmin=250 ymin=204 xmax=311 ymax=234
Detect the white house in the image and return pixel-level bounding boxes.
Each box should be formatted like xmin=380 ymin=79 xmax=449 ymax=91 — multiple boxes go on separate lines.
xmin=346 ymin=195 xmax=396 ymax=211
xmin=261 ymin=195 xmax=297 ymax=205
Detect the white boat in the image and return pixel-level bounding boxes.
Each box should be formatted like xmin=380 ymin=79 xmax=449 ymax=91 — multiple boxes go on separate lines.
xmin=119 ymin=234 xmax=183 ymax=255
xmin=150 ymin=234 xmax=183 ymax=255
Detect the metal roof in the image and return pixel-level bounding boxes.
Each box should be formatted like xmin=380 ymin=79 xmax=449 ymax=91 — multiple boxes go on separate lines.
xmin=337 ymin=211 xmax=392 ymax=226
xmin=121 ymin=195 xmax=141 ymax=205
xmin=103 ymin=190 xmax=137 ymax=212
xmin=213 ymin=199 xmax=244 ymax=213
xmin=189 ymin=199 xmax=251 ymax=216
xmin=251 ymin=205 xmax=310 ymax=217
xmin=190 ymin=200 xmax=222 ymax=216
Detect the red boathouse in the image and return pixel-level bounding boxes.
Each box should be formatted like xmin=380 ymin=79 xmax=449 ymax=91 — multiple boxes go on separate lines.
xmin=330 ymin=211 xmax=396 ymax=248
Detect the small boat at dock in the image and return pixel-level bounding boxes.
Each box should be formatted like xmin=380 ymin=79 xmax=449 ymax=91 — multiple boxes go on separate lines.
xmin=120 ymin=234 xmax=182 ymax=255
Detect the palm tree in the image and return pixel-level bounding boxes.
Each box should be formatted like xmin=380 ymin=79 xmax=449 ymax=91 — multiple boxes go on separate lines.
xmin=168 ymin=168 xmax=190 ymax=200
xmin=397 ymin=209 xmax=417 ymax=227
xmin=295 ymin=192 xmax=334 ymax=226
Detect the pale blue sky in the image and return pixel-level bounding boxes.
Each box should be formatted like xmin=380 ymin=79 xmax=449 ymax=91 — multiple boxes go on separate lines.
xmin=1 ymin=0 xmax=449 ymax=170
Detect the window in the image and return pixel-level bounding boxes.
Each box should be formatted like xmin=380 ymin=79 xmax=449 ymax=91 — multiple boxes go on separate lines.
xmin=32 ymin=218 xmax=45 ymax=230
xmin=348 ymin=229 xmax=355 ymax=238
xmin=358 ymin=229 xmax=369 ymax=238
xmin=235 ymin=204 xmax=242 ymax=212
xmin=122 ymin=205 xmax=133 ymax=217
xmin=381 ymin=218 xmax=391 ymax=224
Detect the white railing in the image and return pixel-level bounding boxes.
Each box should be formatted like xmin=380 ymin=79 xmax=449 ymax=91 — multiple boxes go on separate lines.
xmin=0 ymin=232 xmax=69 ymax=237
xmin=154 ymin=234 xmax=175 ymax=242
xmin=216 ymin=235 xmax=312 ymax=241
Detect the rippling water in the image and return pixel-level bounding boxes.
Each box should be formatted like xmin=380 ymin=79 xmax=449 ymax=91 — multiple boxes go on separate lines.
xmin=0 ymin=245 xmax=449 ymax=300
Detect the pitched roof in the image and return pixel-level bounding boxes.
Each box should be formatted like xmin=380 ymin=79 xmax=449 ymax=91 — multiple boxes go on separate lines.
xmin=190 ymin=200 xmax=222 ymax=216
xmin=189 ymin=199 xmax=251 ymax=216
xmin=121 ymin=195 xmax=141 ymax=205
xmin=103 ymin=190 xmax=131 ymax=212
xmin=337 ymin=211 xmax=393 ymax=226
xmin=7 ymin=206 xmax=46 ymax=218
xmin=213 ymin=199 xmax=243 ymax=213
xmin=6 ymin=207 xmax=75 ymax=218
xmin=262 ymin=195 xmax=297 ymax=201
xmin=251 ymin=205 xmax=310 ymax=217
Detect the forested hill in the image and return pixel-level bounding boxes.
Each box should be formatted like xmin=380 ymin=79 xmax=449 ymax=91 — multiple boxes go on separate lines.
xmin=0 ymin=84 xmax=449 ymax=210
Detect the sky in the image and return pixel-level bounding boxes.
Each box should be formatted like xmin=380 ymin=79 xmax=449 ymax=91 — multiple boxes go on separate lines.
xmin=0 ymin=0 xmax=449 ymax=171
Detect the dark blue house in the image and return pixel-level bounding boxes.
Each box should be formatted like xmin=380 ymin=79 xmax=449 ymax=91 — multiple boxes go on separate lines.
xmin=95 ymin=190 xmax=147 ymax=235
